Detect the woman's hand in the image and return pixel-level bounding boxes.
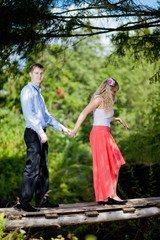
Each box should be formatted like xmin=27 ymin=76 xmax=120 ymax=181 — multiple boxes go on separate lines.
xmin=118 ymin=118 xmax=129 ymax=129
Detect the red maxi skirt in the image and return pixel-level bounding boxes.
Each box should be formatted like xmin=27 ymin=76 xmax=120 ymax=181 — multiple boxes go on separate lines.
xmin=90 ymin=126 xmax=125 ymax=202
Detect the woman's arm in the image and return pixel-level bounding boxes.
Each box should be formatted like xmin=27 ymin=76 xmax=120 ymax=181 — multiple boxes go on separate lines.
xmin=110 ymin=117 xmax=129 ymax=129
xmin=70 ymin=97 xmax=102 ymax=138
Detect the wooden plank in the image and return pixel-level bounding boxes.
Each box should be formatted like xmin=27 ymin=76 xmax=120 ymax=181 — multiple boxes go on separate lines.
xmin=4 ymin=206 xmax=160 ymax=229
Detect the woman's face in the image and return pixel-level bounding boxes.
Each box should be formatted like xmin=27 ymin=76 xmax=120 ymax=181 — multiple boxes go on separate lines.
xmin=112 ymin=85 xmax=119 ymax=97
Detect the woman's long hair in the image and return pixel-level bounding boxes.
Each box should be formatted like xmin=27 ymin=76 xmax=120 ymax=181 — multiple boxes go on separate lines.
xmin=92 ymin=78 xmax=119 ymax=112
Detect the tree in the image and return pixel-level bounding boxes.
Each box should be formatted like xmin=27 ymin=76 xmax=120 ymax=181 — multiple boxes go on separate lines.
xmin=0 ymin=0 xmax=160 ymax=64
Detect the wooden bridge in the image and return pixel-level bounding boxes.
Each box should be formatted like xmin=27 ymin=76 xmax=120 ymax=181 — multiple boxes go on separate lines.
xmin=1 ymin=197 xmax=160 ymax=229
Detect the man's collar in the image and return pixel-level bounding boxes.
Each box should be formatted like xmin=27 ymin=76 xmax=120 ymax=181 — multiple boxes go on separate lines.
xmin=28 ymin=82 xmax=41 ymax=92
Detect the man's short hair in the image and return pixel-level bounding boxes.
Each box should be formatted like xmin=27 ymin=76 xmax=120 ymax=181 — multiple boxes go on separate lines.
xmin=29 ymin=63 xmax=45 ymax=73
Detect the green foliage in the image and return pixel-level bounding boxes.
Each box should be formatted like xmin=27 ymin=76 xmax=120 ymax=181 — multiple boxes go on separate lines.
xmin=112 ymin=29 xmax=160 ymax=63
xmin=0 ymin=213 xmax=26 ymax=240
xmin=111 ymin=29 xmax=160 ymax=84
xmin=0 ymin=213 xmax=6 ymax=239
xmin=0 ymin=107 xmax=26 ymax=206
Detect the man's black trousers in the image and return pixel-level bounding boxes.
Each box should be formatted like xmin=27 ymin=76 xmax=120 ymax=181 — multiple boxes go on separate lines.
xmin=20 ymin=128 xmax=49 ymax=207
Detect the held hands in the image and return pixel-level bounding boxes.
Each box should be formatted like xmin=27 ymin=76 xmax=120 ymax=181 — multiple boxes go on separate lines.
xmin=62 ymin=126 xmax=72 ymax=136
xmin=118 ymin=118 xmax=129 ymax=130
xmin=69 ymin=130 xmax=77 ymax=138
xmin=62 ymin=126 xmax=77 ymax=138
xmin=62 ymin=127 xmax=77 ymax=138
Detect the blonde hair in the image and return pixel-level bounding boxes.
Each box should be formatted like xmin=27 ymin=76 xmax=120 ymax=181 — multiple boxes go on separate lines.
xmin=92 ymin=78 xmax=119 ymax=112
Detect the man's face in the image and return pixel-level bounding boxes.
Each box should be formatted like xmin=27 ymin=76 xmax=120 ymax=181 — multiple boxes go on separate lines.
xmin=29 ymin=67 xmax=44 ymax=86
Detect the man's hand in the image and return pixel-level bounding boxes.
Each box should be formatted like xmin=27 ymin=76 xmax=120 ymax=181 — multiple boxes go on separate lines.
xmin=62 ymin=126 xmax=72 ymax=136
xmin=40 ymin=132 xmax=48 ymax=143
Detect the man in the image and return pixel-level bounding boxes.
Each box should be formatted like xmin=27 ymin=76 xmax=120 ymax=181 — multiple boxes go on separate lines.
xmin=16 ymin=63 xmax=71 ymax=212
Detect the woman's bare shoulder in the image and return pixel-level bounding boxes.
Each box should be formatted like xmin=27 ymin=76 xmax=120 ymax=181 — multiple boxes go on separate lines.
xmin=93 ymin=95 xmax=104 ymax=101
xmin=89 ymin=95 xmax=104 ymax=109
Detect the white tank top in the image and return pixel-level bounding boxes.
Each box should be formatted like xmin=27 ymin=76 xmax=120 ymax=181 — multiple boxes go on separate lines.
xmin=93 ymin=95 xmax=114 ymax=127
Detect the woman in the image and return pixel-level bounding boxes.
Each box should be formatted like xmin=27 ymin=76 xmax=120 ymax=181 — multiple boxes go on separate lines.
xmin=70 ymin=78 xmax=128 ymax=204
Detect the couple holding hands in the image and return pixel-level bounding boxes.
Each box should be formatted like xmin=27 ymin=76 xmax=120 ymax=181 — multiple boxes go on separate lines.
xmin=15 ymin=63 xmax=128 ymax=212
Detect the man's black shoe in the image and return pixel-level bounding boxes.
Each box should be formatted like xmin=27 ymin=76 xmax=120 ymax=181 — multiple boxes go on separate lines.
xmin=39 ymin=201 xmax=59 ymax=208
xmin=14 ymin=203 xmax=39 ymax=212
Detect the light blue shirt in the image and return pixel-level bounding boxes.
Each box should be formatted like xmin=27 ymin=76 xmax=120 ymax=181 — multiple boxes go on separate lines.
xmin=20 ymin=82 xmax=63 ymax=135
